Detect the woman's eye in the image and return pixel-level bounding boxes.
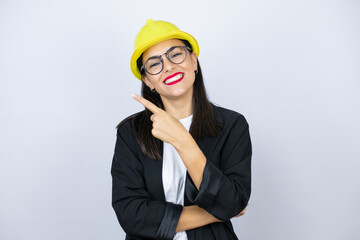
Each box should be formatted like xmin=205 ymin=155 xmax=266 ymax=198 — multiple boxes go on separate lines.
xmin=149 ymin=62 xmax=160 ymax=69
xmin=171 ymin=53 xmax=182 ymax=58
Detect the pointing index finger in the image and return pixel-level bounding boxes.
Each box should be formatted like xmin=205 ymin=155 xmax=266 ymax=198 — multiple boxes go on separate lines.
xmin=131 ymin=93 xmax=161 ymax=113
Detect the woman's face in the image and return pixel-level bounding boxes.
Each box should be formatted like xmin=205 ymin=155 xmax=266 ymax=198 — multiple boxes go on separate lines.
xmin=141 ymin=39 xmax=198 ymax=101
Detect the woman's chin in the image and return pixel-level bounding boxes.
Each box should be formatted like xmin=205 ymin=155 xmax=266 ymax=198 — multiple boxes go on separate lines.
xmin=161 ymin=88 xmax=193 ymax=100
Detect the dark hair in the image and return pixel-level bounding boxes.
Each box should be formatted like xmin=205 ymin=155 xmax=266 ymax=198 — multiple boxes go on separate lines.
xmin=117 ymin=39 xmax=221 ymax=160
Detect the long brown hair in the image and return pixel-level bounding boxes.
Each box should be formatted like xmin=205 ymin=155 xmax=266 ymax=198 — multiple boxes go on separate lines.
xmin=117 ymin=40 xmax=221 ymax=160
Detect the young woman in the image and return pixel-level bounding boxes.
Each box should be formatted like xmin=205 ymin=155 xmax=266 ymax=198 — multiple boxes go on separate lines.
xmin=111 ymin=19 xmax=252 ymax=240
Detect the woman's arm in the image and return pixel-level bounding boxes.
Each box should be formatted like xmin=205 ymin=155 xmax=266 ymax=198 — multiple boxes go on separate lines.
xmin=130 ymin=95 xmax=251 ymax=223
xmin=131 ymin=94 xmax=207 ymax=190
xmin=113 ymin=123 xmax=245 ymax=238
xmin=174 ymin=115 xmax=252 ymax=222
xmin=173 ymin=135 xmax=206 ymax=190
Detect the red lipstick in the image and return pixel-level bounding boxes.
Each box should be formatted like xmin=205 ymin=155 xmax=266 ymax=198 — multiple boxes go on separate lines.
xmin=163 ymin=72 xmax=184 ymax=85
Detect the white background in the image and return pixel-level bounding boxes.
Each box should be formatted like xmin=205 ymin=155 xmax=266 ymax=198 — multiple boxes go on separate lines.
xmin=1 ymin=0 xmax=359 ymax=239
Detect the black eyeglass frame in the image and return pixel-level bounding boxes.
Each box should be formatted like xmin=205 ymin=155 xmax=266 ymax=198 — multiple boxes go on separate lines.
xmin=140 ymin=46 xmax=192 ymax=75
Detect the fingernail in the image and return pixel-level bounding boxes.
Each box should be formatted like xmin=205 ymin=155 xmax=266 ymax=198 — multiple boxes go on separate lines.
xmin=130 ymin=93 xmax=137 ymax=99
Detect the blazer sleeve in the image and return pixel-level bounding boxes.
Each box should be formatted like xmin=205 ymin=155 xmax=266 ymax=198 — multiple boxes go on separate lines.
xmin=111 ymin=124 xmax=183 ymax=240
xmin=187 ymin=115 xmax=252 ymax=221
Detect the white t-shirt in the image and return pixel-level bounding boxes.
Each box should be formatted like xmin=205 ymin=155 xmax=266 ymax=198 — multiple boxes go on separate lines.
xmin=162 ymin=114 xmax=193 ymax=240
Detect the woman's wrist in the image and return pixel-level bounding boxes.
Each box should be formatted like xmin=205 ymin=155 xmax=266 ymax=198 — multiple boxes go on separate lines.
xmin=172 ymin=130 xmax=193 ymax=152
xmin=172 ymin=132 xmax=206 ymax=190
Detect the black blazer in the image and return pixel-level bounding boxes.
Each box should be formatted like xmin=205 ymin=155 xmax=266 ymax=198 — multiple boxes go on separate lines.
xmin=111 ymin=104 xmax=252 ymax=240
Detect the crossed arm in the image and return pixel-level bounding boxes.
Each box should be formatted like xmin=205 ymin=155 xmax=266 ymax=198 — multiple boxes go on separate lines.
xmin=112 ymin=121 xmax=250 ymax=239
xmin=112 ymin=94 xmax=251 ymax=239
xmin=173 ymin=128 xmax=248 ymax=232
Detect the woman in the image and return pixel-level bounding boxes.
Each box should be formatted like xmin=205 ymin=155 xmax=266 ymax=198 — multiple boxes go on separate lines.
xmin=111 ymin=19 xmax=252 ymax=240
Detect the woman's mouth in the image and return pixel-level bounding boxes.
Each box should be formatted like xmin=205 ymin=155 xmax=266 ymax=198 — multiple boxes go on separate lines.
xmin=163 ymin=72 xmax=184 ymax=85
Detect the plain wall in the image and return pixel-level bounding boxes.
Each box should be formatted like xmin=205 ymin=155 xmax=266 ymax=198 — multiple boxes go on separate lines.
xmin=1 ymin=0 xmax=359 ymax=239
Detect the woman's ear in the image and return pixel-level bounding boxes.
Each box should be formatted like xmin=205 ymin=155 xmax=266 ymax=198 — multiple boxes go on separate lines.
xmin=190 ymin=52 xmax=198 ymax=71
xmin=141 ymin=75 xmax=154 ymax=90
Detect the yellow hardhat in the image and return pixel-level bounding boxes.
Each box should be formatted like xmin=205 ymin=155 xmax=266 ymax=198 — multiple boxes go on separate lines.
xmin=130 ymin=19 xmax=200 ymax=80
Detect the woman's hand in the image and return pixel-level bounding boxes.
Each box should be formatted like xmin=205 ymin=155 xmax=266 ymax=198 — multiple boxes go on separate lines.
xmin=132 ymin=93 xmax=206 ymax=189
xmin=131 ymin=94 xmax=189 ymax=146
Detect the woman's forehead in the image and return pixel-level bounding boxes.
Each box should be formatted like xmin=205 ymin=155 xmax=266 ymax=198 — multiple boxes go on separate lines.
xmin=143 ymin=39 xmax=184 ymax=58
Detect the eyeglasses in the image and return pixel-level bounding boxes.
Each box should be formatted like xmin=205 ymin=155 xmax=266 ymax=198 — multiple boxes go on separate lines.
xmin=140 ymin=46 xmax=191 ymax=75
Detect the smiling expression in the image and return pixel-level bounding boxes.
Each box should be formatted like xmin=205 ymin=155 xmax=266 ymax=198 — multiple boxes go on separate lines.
xmin=141 ymin=39 xmax=198 ymax=100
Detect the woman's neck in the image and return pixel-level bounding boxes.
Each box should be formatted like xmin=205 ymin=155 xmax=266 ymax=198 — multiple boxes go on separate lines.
xmin=160 ymin=90 xmax=193 ymax=120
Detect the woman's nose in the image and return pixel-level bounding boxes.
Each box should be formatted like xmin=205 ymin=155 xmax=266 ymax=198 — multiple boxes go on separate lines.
xmin=162 ymin=56 xmax=175 ymax=73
